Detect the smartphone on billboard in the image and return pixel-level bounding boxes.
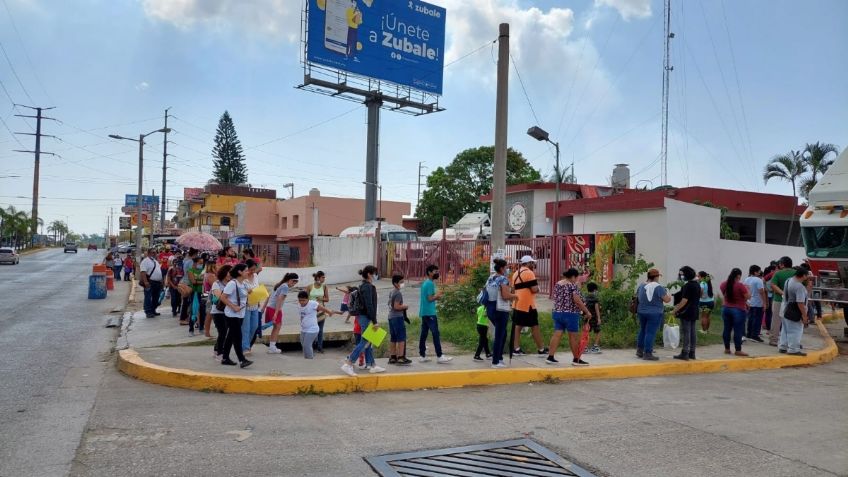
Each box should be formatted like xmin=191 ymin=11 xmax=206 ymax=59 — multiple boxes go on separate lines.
xmin=324 ymin=0 xmax=349 ymax=55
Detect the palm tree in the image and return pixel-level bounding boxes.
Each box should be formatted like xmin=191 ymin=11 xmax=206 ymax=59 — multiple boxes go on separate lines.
xmin=763 ymin=150 xmax=807 ymax=245
xmin=800 ymin=142 xmax=839 ymax=198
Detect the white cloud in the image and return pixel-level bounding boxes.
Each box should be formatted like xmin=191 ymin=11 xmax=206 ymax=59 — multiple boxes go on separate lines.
xmin=141 ymin=0 xmax=300 ymax=42
xmin=135 ymin=81 xmax=150 ymax=91
xmin=593 ymin=0 xmax=652 ymax=20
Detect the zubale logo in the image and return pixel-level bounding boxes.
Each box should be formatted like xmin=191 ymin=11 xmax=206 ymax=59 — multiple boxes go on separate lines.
xmin=408 ymin=1 xmax=441 ymax=18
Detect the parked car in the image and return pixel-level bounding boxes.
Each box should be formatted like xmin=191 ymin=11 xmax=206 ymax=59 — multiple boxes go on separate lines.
xmin=87 ymin=243 xmax=97 ymax=251
xmin=63 ymin=242 xmax=78 ymax=253
xmin=0 ymin=247 xmax=19 ymax=265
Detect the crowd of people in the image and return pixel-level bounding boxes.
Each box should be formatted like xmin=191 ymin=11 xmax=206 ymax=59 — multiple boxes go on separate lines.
xmin=123 ymin=244 xmax=822 ymax=375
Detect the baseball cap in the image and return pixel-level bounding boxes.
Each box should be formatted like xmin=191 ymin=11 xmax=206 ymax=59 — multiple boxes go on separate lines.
xmin=647 ymin=268 xmax=662 ymax=278
xmin=519 ymin=255 xmax=536 ymax=264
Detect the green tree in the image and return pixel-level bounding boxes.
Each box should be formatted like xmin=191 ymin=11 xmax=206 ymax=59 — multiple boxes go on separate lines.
xmin=763 ymin=150 xmax=806 ymax=245
xmin=416 ymin=146 xmax=541 ymax=235
xmin=211 ymin=111 xmax=248 ymax=185
xmin=800 ymin=142 xmax=839 ymax=198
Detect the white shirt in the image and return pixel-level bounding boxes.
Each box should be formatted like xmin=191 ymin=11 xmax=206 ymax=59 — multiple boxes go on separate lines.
xmin=140 ymin=256 xmax=163 ymax=281
xmin=299 ymin=300 xmax=320 ymax=333
xmin=223 ymin=280 xmax=247 ymax=319
xmin=245 ymin=275 xmax=261 ymax=311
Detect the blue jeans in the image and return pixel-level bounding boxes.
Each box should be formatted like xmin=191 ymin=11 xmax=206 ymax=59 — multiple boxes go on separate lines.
xmin=241 ymin=309 xmax=260 ymax=350
xmin=488 ymin=309 xmax=509 ymax=365
xmin=636 ymin=312 xmax=663 ymax=354
xmin=722 ymin=306 xmax=746 ymax=351
xmin=143 ymin=280 xmax=163 ymax=316
xmin=746 ymin=306 xmax=763 ymax=339
xmin=112 ymin=265 xmax=122 ymax=280
xmin=347 ymin=315 xmax=375 ymax=366
xmin=419 ymin=315 xmax=443 ymax=358
xmin=778 ymin=317 xmax=804 ymax=353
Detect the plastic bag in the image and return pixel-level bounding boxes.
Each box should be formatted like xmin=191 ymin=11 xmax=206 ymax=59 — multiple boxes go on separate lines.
xmin=663 ymin=316 xmax=680 ymax=349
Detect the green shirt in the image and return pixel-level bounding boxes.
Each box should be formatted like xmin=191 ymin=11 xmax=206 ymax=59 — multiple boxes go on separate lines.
xmin=419 ymin=279 xmax=437 ymax=317
xmin=476 ymin=305 xmax=488 ymax=326
xmin=771 ymin=268 xmax=795 ymax=303
xmin=188 ymin=267 xmax=204 ymax=293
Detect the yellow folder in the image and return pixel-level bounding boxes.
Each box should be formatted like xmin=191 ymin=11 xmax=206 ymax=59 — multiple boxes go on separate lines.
xmin=361 ymin=323 xmax=387 ymax=347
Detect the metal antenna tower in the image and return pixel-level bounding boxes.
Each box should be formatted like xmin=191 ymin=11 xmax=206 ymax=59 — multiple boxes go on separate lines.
xmin=661 ymin=0 xmax=674 ymax=186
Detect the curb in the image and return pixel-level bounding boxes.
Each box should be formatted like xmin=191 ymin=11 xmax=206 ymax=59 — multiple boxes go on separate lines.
xmin=117 ymin=321 xmax=839 ymax=396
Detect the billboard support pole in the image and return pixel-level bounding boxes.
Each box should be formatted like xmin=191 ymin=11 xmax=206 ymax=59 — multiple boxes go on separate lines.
xmin=365 ymin=95 xmax=382 ymax=222
xmin=491 ymin=23 xmax=510 ymax=253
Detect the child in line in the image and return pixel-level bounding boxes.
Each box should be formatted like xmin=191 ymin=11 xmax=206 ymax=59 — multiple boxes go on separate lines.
xmin=296 ymin=291 xmax=340 ymax=359
xmin=352 ymin=314 xmax=365 ymax=367
xmin=336 ymin=285 xmax=353 ymax=323
xmin=122 ymin=255 xmax=134 ymax=281
xmin=388 ymin=274 xmax=412 ymax=365
xmin=473 ymin=304 xmax=491 ymax=361
xmin=584 ymin=282 xmax=603 ymax=354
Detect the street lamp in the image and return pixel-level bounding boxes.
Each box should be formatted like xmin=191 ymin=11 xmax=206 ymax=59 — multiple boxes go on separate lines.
xmin=109 ymin=127 xmax=171 ymax=277
xmin=527 ymin=126 xmax=561 ymax=237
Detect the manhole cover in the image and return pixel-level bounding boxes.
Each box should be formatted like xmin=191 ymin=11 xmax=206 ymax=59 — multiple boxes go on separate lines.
xmin=366 ymin=438 xmax=596 ymax=477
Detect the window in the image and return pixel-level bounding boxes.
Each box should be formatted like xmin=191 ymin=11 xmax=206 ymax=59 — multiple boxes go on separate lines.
xmin=725 ymin=217 xmax=756 ymax=242
xmin=281 ymin=217 xmax=288 ymax=229
xmin=293 ymin=215 xmax=300 ymax=228
xmin=220 ymin=216 xmax=231 ymax=226
xmin=802 ymin=226 xmax=848 ymax=258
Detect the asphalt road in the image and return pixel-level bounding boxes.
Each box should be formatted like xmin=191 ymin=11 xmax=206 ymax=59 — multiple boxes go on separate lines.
xmin=0 ymin=248 xmax=128 ymax=477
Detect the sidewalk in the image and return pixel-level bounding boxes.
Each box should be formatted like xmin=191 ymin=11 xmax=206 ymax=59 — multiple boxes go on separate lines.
xmin=117 ymin=288 xmax=839 ymax=395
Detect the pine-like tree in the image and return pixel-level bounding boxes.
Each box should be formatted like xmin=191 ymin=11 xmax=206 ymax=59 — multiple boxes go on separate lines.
xmin=211 ymin=111 xmax=248 ymax=184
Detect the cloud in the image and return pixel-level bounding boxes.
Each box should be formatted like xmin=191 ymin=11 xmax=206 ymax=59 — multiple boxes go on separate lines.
xmin=593 ymin=0 xmax=652 ymax=20
xmin=135 ymin=81 xmax=150 ymax=91
xmin=141 ymin=0 xmax=300 ymax=42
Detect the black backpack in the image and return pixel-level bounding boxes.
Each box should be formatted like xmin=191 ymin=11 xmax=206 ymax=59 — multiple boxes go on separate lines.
xmin=349 ymin=285 xmax=364 ymax=315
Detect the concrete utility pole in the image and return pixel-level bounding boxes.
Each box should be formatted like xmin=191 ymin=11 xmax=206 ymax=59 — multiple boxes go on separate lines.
xmin=417 ymin=161 xmax=427 ymax=214
xmin=491 ymin=23 xmax=510 ymax=252
xmin=13 ymin=106 xmax=57 ymax=246
xmin=161 ymin=108 xmax=170 ymax=232
xmin=364 ymin=95 xmax=383 ymax=222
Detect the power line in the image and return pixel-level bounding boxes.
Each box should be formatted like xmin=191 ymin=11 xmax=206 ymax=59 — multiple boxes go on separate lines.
xmin=1 ymin=0 xmax=52 ymax=104
xmin=244 ymin=105 xmax=362 ymax=150
xmin=0 ymin=39 xmax=34 ymax=103
xmin=719 ymin=0 xmax=756 ymax=179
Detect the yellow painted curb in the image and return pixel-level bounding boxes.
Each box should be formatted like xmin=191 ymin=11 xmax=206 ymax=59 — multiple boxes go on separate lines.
xmin=117 ymin=321 xmax=839 ymax=396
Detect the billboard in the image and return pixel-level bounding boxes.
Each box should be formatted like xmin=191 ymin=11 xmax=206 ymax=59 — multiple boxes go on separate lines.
xmin=595 ymin=234 xmax=614 ymax=285
xmin=119 ymin=216 xmax=131 ymax=230
xmin=184 ymin=188 xmax=204 ymax=201
xmin=565 ymin=234 xmax=594 ymax=276
xmin=125 ymin=194 xmax=160 ymax=209
xmin=306 ymin=0 xmax=446 ymax=95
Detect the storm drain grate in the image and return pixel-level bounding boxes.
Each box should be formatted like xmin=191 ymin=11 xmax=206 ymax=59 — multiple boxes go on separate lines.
xmin=366 ymin=439 xmax=597 ymax=477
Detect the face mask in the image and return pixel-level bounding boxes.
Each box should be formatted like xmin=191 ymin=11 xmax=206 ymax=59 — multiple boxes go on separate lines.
xmin=678 ymin=274 xmax=685 ymax=281
xmin=432 ymin=273 xmax=440 ymax=280
xmin=505 ymin=268 xmax=512 ymax=276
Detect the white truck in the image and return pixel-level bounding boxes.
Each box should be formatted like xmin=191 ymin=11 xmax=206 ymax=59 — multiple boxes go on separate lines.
xmin=800 ymin=146 xmax=848 ymax=326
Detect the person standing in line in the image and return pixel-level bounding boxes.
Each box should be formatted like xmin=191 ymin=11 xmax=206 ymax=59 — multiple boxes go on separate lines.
xmin=720 ymin=268 xmax=751 ymax=357
xmin=762 ymin=264 xmax=777 ymax=333
xmin=178 ymin=249 xmax=199 ymax=325
xmin=122 ymin=255 xmax=134 ymax=281
xmin=418 ymin=264 xmax=453 ymax=364
xmin=473 ymin=304 xmax=492 ymax=362
xmin=341 ymin=266 xmax=386 ymax=375
xmin=743 ymin=265 xmax=767 ymax=343
xmin=697 ymin=271 xmax=714 ymax=334
xmin=103 ymin=253 xmax=116 ymax=277
xmin=672 ymin=266 xmax=701 ymax=360
xmin=306 ymin=271 xmax=330 ymax=353
xmin=241 ymin=248 xmax=263 ymax=273
xmin=387 ymin=274 xmax=412 ymax=366
xmin=546 ymin=268 xmax=592 ymax=366
xmin=165 ymin=250 xmax=183 ymax=317
xmin=778 ymin=267 xmax=810 ymax=356
xmin=798 ymin=262 xmax=822 ymax=323
xmin=265 ymin=273 xmax=298 ymax=354
xmin=220 ymin=263 xmax=252 ymax=368
xmin=486 ymin=259 xmax=516 ymax=368
xmin=296 ymin=291 xmax=341 ymax=359
xmin=769 ymin=256 xmax=795 ymax=346
xmin=584 ymin=282 xmax=603 ymax=354
xmin=635 ymin=268 xmax=671 ymax=360
xmin=108 ymin=253 xmax=122 ymax=280
xmin=240 ymin=259 xmax=262 ymax=354
xmin=202 ymin=261 xmax=218 ymax=338
xmin=140 ymin=248 xmax=164 ymax=319
xmin=209 ymin=264 xmax=232 ymax=361
xmin=510 ymin=256 xmax=549 ymax=357
xmin=186 ymin=256 xmax=206 ymax=336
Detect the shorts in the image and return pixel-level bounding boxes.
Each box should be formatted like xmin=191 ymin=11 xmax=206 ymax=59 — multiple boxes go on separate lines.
xmin=553 ymin=311 xmax=580 ymax=333
xmin=512 ymin=308 xmax=539 ymax=327
xmin=388 ymin=316 xmax=406 ymax=342
xmin=340 ymin=303 xmax=349 ymax=313
xmin=699 ymin=301 xmax=715 ymax=311
xmin=264 ymin=307 xmax=282 ymax=325
xmin=584 ymin=316 xmax=601 ymax=334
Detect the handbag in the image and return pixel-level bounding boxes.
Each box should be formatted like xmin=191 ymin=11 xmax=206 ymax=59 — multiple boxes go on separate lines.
xmin=784 ymin=302 xmax=803 ymax=322
xmin=177 ymin=282 xmax=192 ymax=298
xmin=629 ymin=295 xmax=639 ymax=314
xmin=663 ymin=315 xmax=680 ymax=349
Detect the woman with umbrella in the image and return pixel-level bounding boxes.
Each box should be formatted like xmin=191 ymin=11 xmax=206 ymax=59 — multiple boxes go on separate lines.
xmin=546 ymin=268 xmax=593 ymax=366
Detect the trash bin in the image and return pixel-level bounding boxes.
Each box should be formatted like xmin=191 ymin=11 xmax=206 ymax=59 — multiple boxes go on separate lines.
xmin=88 ymin=274 xmax=107 ymax=299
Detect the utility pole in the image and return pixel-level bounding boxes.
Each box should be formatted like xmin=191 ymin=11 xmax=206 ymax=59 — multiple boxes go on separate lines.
xmin=661 ymin=0 xmax=674 ymax=186
xmin=491 ymin=23 xmax=510 ymax=252
xmin=416 ymin=161 xmax=427 ymax=214
xmin=13 ymin=105 xmax=57 ymax=246
xmin=364 ymin=95 xmax=383 ymax=222
xmin=161 ymin=107 xmax=170 ymax=232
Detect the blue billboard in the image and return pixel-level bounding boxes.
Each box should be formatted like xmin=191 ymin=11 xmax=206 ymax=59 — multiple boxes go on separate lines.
xmin=125 ymin=194 xmax=160 ymax=208
xmin=306 ymin=0 xmax=446 ymax=95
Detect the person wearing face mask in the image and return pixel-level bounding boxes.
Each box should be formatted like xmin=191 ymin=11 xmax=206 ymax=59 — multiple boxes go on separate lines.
xmin=778 ymin=267 xmax=810 ymax=356
xmin=387 ymin=274 xmax=412 ymax=365
xmin=306 ymin=271 xmax=329 ymax=353
xmin=418 ymin=265 xmax=453 ymax=364
xmin=671 ymin=266 xmax=701 ymax=360
xmin=510 ymin=256 xmax=549 ymax=358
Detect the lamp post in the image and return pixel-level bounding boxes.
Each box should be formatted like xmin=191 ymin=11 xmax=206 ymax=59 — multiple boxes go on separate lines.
xmin=109 ymin=127 xmax=171 ymax=277
xmin=528 ymin=125 xmax=561 ymax=285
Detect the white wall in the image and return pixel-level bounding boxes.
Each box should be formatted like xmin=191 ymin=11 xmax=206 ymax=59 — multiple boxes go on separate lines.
xmin=573 ymin=208 xmax=669 ymax=272
xmin=313 ymin=236 xmax=374 ymax=266
xmin=260 ymin=264 xmax=367 ymax=287
xmin=664 ymin=199 xmax=721 ymax=276
xmin=715 ymin=240 xmax=806 ymax=281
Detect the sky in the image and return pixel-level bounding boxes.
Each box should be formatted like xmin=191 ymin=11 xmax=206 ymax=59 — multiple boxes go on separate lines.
xmin=0 ymin=0 xmax=846 ymax=235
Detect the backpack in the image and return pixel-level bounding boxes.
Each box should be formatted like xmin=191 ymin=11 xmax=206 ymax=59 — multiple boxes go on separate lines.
xmin=348 ymin=285 xmax=364 ymax=315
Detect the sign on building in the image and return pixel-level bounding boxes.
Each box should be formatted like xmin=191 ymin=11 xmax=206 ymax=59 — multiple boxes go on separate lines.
xmin=183 ymin=188 xmax=203 ymax=201
xmin=125 ymin=194 xmax=160 ymax=209
xmin=306 ymin=0 xmax=446 ymax=95
xmin=119 ymin=216 xmax=131 ymax=230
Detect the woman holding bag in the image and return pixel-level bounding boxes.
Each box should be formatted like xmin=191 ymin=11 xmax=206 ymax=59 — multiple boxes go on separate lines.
xmin=306 ymin=271 xmax=330 ymax=353
xmin=636 ymin=268 xmax=671 ymax=361
xmin=485 ymin=258 xmax=515 ymax=368
xmin=209 ymin=264 xmax=232 ymax=361
xmin=720 ymin=268 xmax=751 ymax=357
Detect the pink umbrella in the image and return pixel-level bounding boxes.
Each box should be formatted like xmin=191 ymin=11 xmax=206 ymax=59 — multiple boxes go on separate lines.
xmin=177 ymin=231 xmax=223 ymax=251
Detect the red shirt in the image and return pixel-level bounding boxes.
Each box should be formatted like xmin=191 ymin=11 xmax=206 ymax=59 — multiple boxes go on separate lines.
xmin=720 ymin=281 xmax=749 ymax=310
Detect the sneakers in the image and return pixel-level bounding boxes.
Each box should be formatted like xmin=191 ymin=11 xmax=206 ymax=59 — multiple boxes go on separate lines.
xmin=636 ymin=349 xmax=644 ymax=359
xmin=267 ymin=346 xmax=281 ymax=354
xmin=419 ymin=356 xmax=432 ymax=363
xmin=749 ymin=336 xmax=764 ymax=343
xmin=512 ymin=348 xmax=526 ymax=356
xmin=369 ymin=366 xmax=386 ymax=374
xmin=437 ymin=356 xmax=453 ymax=364
xmin=673 ymin=354 xmax=690 ymax=361
xmin=589 ymin=345 xmax=602 ymax=354
xmin=735 ymin=350 xmax=749 ymax=357
xmin=571 ymin=358 xmax=589 ymax=366
xmin=537 ymin=347 xmax=549 ymax=356
xmin=473 ymin=356 xmax=484 ymax=362
xmin=485 ymin=353 xmax=492 ymax=359
xmin=778 ymin=349 xmax=787 ymax=354
xmin=388 ymin=357 xmax=398 ymax=365
xmin=643 ymin=352 xmax=659 ymax=361
xmin=396 ymin=357 xmax=412 ymax=366
xmin=245 ymin=348 xmax=253 ymax=356
xmin=189 ymin=330 xmax=195 ymax=337
xmin=341 ymin=363 xmax=356 ymax=376
xmin=491 ymin=362 xmax=507 ymax=369
xmin=787 ymin=351 xmax=807 ymax=357
xmin=221 ymin=359 xmax=237 ymax=366
xmin=545 ymin=356 xmax=559 ymax=365
xmin=239 ymin=360 xmax=253 ymax=369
